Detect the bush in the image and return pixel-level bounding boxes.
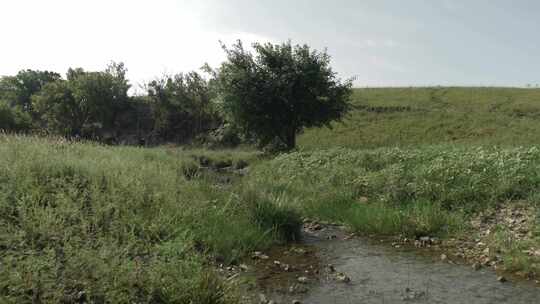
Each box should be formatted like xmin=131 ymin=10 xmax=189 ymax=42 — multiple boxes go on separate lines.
xmin=0 ymin=101 xmax=32 ymax=132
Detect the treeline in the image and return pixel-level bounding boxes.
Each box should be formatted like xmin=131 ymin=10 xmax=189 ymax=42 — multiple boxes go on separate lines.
xmin=1 ymin=41 xmax=352 ymax=150
xmin=0 ymin=62 xmax=234 ymax=146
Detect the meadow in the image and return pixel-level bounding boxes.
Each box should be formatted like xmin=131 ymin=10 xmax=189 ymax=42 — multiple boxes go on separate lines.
xmin=2 ymin=87 xmax=540 ymax=303
xmin=299 ymin=87 xmax=540 ymax=149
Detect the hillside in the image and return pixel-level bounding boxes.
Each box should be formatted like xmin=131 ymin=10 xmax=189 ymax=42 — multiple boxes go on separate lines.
xmin=299 ymin=87 xmax=540 ymax=149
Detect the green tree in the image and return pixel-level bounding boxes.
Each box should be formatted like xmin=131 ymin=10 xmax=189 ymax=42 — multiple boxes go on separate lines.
xmin=146 ymin=72 xmax=218 ymax=142
xmin=0 ymin=100 xmax=32 ymax=132
xmin=217 ymin=40 xmax=352 ymax=150
xmin=32 ymin=62 xmax=130 ymax=137
xmin=0 ymin=70 xmax=61 ymax=113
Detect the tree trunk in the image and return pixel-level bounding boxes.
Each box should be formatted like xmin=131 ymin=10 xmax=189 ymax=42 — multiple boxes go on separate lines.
xmin=285 ymin=128 xmax=296 ymax=151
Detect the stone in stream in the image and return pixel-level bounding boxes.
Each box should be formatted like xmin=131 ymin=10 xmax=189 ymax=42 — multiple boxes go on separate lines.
xmin=497 ymin=276 xmax=507 ymax=283
xmin=292 ymin=300 xmax=301 ymax=304
xmin=326 ymin=263 xmax=336 ymax=272
xmin=336 ymin=272 xmax=351 ymax=283
xmin=402 ymin=287 xmax=426 ymax=301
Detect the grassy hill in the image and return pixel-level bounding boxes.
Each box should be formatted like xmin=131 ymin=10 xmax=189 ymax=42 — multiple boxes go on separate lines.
xmin=299 ymin=87 xmax=540 ymax=149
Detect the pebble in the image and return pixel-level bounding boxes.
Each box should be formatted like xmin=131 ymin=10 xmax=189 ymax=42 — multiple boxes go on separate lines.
xmin=252 ymin=251 xmax=270 ymax=260
xmin=472 ymin=263 xmax=482 ymax=270
xmin=497 ymin=276 xmax=507 ymax=283
xmin=326 ymin=264 xmax=336 ymax=272
xmin=292 ymin=300 xmax=301 ymax=304
xmin=336 ymin=272 xmax=351 ymax=283
xmin=289 ymin=284 xmax=309 ymax=294
xmin=440 ymin=254 xmax=448 ymax=261
xmin=297 ymin=276 xmax=309 ymax=284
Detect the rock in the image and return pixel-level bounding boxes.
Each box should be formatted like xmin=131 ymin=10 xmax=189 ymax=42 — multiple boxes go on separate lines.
xmin=292 ymin=300 xmax=301 ymax=304
xmin=358 ymin=196 xmax=369 ymax=203
xmin=483 ymin=247 xmax=490 ymax=255
xmin=402 ymin=288 xmax=426 ymax=301
xmin=273 ymin=260 xmax=281 ymax=266
xmin=311 ymin=223 xmax=323 ymax=230
xmin=336 ymin=272 xmax=351 ymax=283
xmin=472 ymin=263 xmax=482 ymax=271
xmin=252 ymin=251 xmax=269 ymax=260
xmin=292 ymin=248 xmax=307 ymax=255
xmin=289 ymin=284 xmax=308 ymax=294
xmin=239 ymin=264 xmax=248 ymax=271
xmin=258 ymin=293 xmax=268 ymax=304
xmin=497 ymin=276 xmax=507 ymax=283
xmin=344 ymin=233 xmax=356 ymax=240
xmin=419 ymin=236 xmax=431 ymax=242
xmin=440 ymin=254 xmax=448 ymax=261
xmin=326 ymin=264 xmax=336 ymax=272
xmin=297 ymin=276 xmax=309 ymax=284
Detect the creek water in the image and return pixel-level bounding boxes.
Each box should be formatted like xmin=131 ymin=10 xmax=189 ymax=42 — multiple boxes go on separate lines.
xmin=259 ymin=227 xmax=540 ymax=304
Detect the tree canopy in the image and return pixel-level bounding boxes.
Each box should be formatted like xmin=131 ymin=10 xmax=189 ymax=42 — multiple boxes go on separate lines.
xmin=32 ymin=62 xmax=130 ymax=137
xmin=217 ymin=40 xmax=352 ymax=150
xmin=146 ymin=71 xmax=218 ymax=142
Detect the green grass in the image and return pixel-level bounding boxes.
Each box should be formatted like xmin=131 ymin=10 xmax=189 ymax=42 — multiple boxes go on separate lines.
xmin=5 ymin=87 xmax=540 ymax=301
xmin=299 ymin=87 xmax=540 ymax=149
xmin=247 ymin=146 xmax=540 ymax=237
xmin=244 ymin=142 xmax=540 ymax=276
xmin=0 ymin=135 xmax=300 ymax=303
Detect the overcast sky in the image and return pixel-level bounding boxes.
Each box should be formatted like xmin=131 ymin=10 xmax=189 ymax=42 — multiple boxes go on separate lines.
xmin=1 ymin=0 xmax=539 ymax=88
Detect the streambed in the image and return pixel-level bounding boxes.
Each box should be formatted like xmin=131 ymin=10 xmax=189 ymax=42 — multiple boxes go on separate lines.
xmin=246 ymin=226 xmax=540 ymax=304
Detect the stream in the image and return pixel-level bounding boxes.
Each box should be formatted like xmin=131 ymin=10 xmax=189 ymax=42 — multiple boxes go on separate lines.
xmin=248 ymin=226 xmax=540 ymax=304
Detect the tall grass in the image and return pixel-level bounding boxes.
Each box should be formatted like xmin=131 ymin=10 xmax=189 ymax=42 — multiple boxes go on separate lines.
xmin=0 ymin=135 xmax=300 ymax=303
xmin=248 ymin=146 xmax=540 ymax=236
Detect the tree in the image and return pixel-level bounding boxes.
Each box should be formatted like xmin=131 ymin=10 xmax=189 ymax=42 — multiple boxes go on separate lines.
xmin=146 ymin=72 xmax=218 ymax=142
xmin=216 ymin=40 xmax=352 ymax=150
xmin=0 ymin=100 xmax=32 ymax=132
xmin=32 ymin=62 xmax=130 ymax=137
xmin=0 ymin=70 xmax=61 ymax=113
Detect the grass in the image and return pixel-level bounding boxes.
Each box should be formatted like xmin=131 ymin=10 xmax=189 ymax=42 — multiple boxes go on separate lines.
xmin=4 ymin=87 xmax=540 ymax=301
xmin=0 ymin=135 xmax=300 ymax=303
xmin=299 ymin=87 xmax=540 ymax=149
xmin=246 ymin=146 xmax=540 ymax=274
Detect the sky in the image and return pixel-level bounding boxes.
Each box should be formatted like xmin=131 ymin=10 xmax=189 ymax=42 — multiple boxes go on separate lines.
xmin=1 ymin=0 xmax=539 ymax=88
